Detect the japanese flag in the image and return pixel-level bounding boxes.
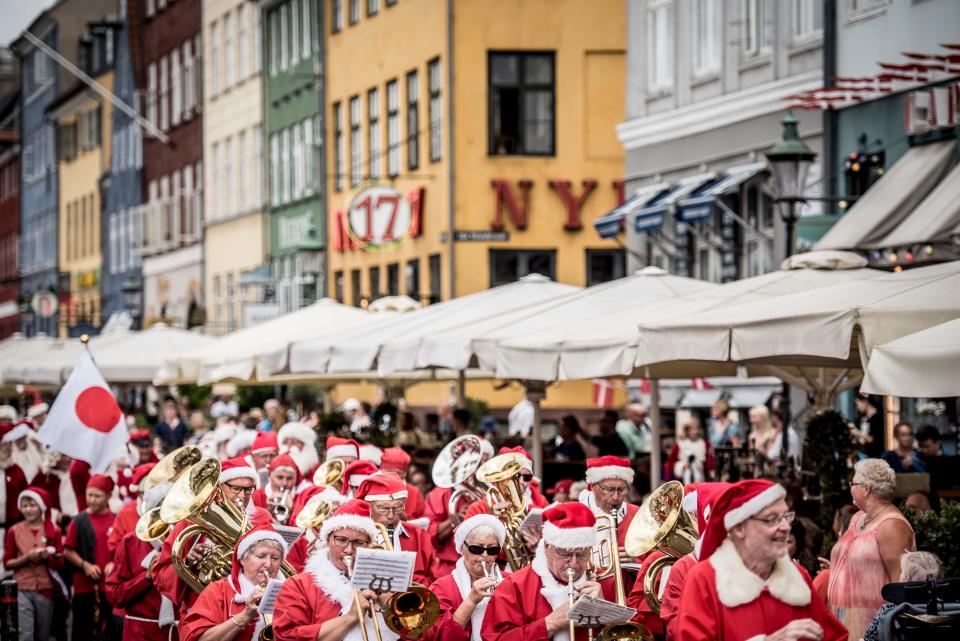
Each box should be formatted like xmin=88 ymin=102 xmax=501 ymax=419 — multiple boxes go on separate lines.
xmin=37 ymin=350 xmax=128 ymax=473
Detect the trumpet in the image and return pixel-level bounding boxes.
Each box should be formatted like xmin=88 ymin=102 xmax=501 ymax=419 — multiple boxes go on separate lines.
xmin=271 ymin=488 xmax=292 ymax=524
xmin=257 ymin=579 xmax=274 ymax=641
xmin=344 ymin=554 xmax=384 ymax=641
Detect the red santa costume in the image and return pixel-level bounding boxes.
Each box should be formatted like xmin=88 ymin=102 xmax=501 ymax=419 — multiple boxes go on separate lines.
xmin=580 ymin=456 xmax=640 ymax=548
xmin=425 ymin=514 xmax=506 ymax=641
xmin=340 ymin=459 xmax=378 ymax=499
xmin=675 ymin=480 xmax=847 ymax=641
xmin=1 ymin=423 xmax=29 ymax=526
xmin=381 ymin=447 xmax=425 ymax=519
xmin=250 ymin=453 xmax=300 ymax=512
xmin=180 ymin=525 xmax=288 ymax=641
xmin=272 ymin=500 xmax=401 ymax=641
xmin=31 ymin=452 xmax=81 ymax=523
xmin=277 ymin=421 xmax=320 ymax=487
xmin=354 ymin=474 xmax=436 ymax=584
xmin=482 ymin=502 xmax=616 ymax=641
xmin=108 ymin=462 xmax=156 ymax=554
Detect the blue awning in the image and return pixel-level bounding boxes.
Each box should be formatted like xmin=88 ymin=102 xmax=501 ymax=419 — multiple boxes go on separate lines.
xmin=593 ymin=183 xmax=670 ymax=238
xmin=632 ymin=173 xmax=716 ymax=232
xmin=677 ymin=163 xmax=767 ymax=224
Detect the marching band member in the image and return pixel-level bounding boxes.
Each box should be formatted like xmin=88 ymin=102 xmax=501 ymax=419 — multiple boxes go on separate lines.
xmin=30 ymin=450 xmax=79 ymax=524
xmin=580 ymin=456 xmax=639 ymax=556
xmin=340 ymin=460 xmax=378 ymax=499
xmin=108 ymin=462 xmax=156 ymax=554
xmin=464 ymin=447 xmax=549 ymax=520
xmin=676 ymin=480 xmax=846 ymax=641
xmin=324 ymin=436 xmax=360 ymax=464
xmin=277 ymin=421 xmax=320 ymax=482
xmin=251 ymin=453 xmax=300 ymax=521
xmin=482 ymin=502 xmax=613 ymax=641
xmin=426 ymin=439 xmax=494 ymax=578
xmin=1 ymin=422 xmax=30 ymax=526
xmin=247 ymin=431 xmax=279 ymax=486
xmin=380 ymin=447 xmax=425 ymax=519
xmin=180 ymin=525 xmax=289 ymax=641
xmin=130 ymin=428 xmax=160 ymax=465
xmin=272 ymin=499 xmax=400 ymax=641
xmin=286 ymin=485 xmax=347 ymax=571
xmin=426 ymin=514 xmax=506 ymax=641
xmin=354 ymin=474 xmax=436 ymax=584
xmin=105 ymin=481 xmax=175 ymax=641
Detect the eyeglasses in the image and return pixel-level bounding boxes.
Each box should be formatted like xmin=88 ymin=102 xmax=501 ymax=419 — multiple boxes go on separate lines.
xmin=749 ymin=511 xmax=795 ymax=527
xmin=331 ymin=535 xmax=370 ymax=549
xmin=466 ymin=544 xmax=502 ymax=557
xmin=224 ymin=484 xmax=255 ymax=496
xmin=519 ymin=473 xmax=534 ymax=482
xmin=372 ymin=504 xmax=405 ymax=515
xmin=554 ymin=550 xmax=592 ymax=562
xmin=597 ymin=484 xmax=628 ymax=496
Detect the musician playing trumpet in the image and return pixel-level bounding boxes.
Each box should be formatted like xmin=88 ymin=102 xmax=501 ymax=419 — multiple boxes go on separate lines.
xmin=424 ymin=514 xmax=506 ymax=641
xmin=273 ymin=499 xmax=400 ymax=641
xmin=251 ymin=453 xmax=300 ymax=523
xmin=180 ymin=524 xmax=288 ymax=641
xmin=483 ymin=503 xmax=615 ymax=641
xmin=580 ymin=457 xmax=640 ymax=567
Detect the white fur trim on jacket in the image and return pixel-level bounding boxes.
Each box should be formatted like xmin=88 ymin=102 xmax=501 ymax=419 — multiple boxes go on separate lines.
xmin=454 ymin=514 xmax=506 ymax=552
xmin=531 ymin=541 xmax=586 ymax=641
xmin=277 ymin=422 xmax=316 ymax=446
xmin=722 ymin=484 xmax=786 ymax=530
xmin=237 ymin=530 xmax=288 ymax=560
xmin=452 ymin=558 xmax=490 ymax=641
xmin=319 ymin=513 xmax=379 ymax=542
xmin=220 ymin=466 xmax=259 ymax=484
xmin=585 ymin=465 xmax=635 ymax=485
xmin=364 ymin=489 xmax=408 ymax=502
xmin=708 ymin=538 xmax=810 ymax=608
xmin=541 ymin=521 xmax=597 ymax=550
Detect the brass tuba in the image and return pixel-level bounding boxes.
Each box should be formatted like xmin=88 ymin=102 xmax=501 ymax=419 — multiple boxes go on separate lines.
xmin=313 ymin=458 xmax=346 ymax=488
xmin=432 ymin=435 xmax=486 ymax=527
xmin=135 ymin=506 xmax=170 ymax=543
xmin=371 ymin=524 xmax=442 ymax=639
xmin=475 ymin=452 xmax=531 ymax=571
xmin=135 ymin=445 xmax=203 ymax=544
xmin=624 ymin=481 xmax=699 ymax=614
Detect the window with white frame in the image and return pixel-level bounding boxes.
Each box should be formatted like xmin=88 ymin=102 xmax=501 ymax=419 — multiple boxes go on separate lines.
xmin=238 ymin=5 xmax=248 ymax=80
xmin=147 ymin=63 xmax=157 ymax=128
xmin=280 ymin=3 xmax=289 ymax=71
xmin=171 ymin=49 xmax=182 ymax=126
xmin=291 ymin=0 xmax=301 ymax=67
xmin=212 ymin=142 xmax=221 ymax=216
xmin=269 ymin=10 xmax=278 ymax=76
xmin=742 ymin=0 xmax=775 ymax=57
xmin=183 ymin=41 xmax=195 ymax=115
xmin=270 ymin=133 xmax=279 ymax=205
xmin=694 ymin=0 xmax=721 ymax=74
xmin=793 ymin=0 xmax=823 ymax=40
xmin=349 ymin=0 xmax=360 ymax=24
xmin=386 ymin=80 xmax=399 ymax=177
xmin=368 ymin=0 xmax=378 ymax=16
xmin=224 ymin=11 xmax=235 ymax=88
xmin=428 ymin=58 xmax=441 ymax=162
xmin=332 ymin=0 xmax=343 ymax=33
xmin=368 ymin=88 xmax=380 ymax=179
xmin=238 ymin=130 xmax=247 ymax=210
xmin=254 ymin=125 xmax=263 ymax=205
xmin=253 ymin=7 xmax=262 ymax=72
xmin=302 ymin=0 xmax=312 ymax=56
xmin=647 ymin=0 xmax=675 ymax=91
xmin=210 ymin=20 xmax=221 ymax=94
xmin=292 ymin=124 xmax=303 ymax=200
xmin=281 ymin=128 xmax=291 ymax=203
xmin=333 ymin=101 xmax=344 ymax=191
xmin=159 ymin=55 xmax=169 ymax=130
xmin=172 ymin=170 xmax=182 ymax=240
xmin=303 ymin=117 xmax=315 ymax=193
xmin=224 ymin=137 xmax=234 ymax=214
xmin=350 ymin=95 xmax=361 ymax=186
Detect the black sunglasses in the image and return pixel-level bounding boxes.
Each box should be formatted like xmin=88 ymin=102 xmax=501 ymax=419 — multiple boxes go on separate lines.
xmin=466 ymin=544 xmax=502 ymax=556
xmin=519 ymin=473 xmax=534 ymax=482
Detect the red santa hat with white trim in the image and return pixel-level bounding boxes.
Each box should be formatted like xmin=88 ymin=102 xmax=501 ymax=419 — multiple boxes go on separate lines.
xmin=251 ymin=431 xmax=279 ymax=454
xmin=541 ymin=502 xmax=597 ymax=550
xmin=359 ymin=444 xmax=383 ymax=466
xmin=698 ymin=479 xmax=786 ymax=560
xmin=325 ymin=436 xmax=360 ymax=461
xmin=319 ymin=498 xmax=379 ymax=542
xmin=585 ymin=456 xmax=635 ymax=485
xmin=340 ymin=460 xmax=379 ymax=495
xmin=18 ymin=487 xmax=58 ymax=546
xmin=268 ymin=453 xmax=302 ymax=484
xmin=1 ymin=421 xmax=31 ymax=444
xmin=498 ymin=446 xmax=532 ymax=471
xmin=355 ymin=474 xmax=408 ymax=502
xmin=219 ymin=457 xmax=259 ymax=484
xmin=231 ymin=524 xmax=288 ymax=590
xmin=380 ymin=447 xmax=411 ymax=474
xmin=681 ymin=481 xmax=732 ymax=535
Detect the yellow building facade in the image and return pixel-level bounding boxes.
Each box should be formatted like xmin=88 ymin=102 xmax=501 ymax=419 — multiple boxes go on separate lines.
xmin=52 ymin=71 xmax=113 ymax=337
xmin=325 ymin=0 xmax=626 ymax=414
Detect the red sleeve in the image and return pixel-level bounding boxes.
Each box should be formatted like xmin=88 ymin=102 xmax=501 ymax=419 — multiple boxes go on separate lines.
xmin=413 ymin=526 xmax=436 ymax=585
xmin=105 ymin=535 xmax=153 ymax=609
xmin=153 ymin=520 xmax=198 ymax=611
xmin=64 ymin=518 xmax=79 ymax=550
xmin=251 ymin=488 xmax=268 ymax=509
xmin=287 ymin=536 xmax=310 ymax=573
xmin=272 ymin=575 xmax=336 ymax=641
xmin=812 ymin=568 xmax=830 ymax=606
xmin=481 ymin=578 xmax=550 ymax=641
xmin=799 ymin=566 xmax=847 ymax=641
xmin=48 ymin=524 xmax=64 ymax=571
xmin=463 ymin=499 xmax=489 ymax=521
xmin=180 ymin=581 xmax=253 ymax=641
xmin=2 ymin=527 xmax=16 ymax=564
xmin=424 ymin=576 xmax=469 ymax=641
xmin=675 ymin=564 xmax=719 ymax=641
xmin=425 ymin=488 xmax=451 ymax=537
xmin=661 ymin=555 xmax=696 ymax=640
xmin=405 ymin=484 xmax=425 ymax=519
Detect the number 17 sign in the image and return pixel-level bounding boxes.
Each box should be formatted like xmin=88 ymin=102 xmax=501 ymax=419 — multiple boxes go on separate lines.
xmin=344 ymin=185 xmax=424 ymax=251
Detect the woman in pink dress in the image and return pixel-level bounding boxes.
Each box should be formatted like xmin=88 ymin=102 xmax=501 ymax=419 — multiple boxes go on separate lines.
xmin=827 ymin=459 xmax=915 ymax=640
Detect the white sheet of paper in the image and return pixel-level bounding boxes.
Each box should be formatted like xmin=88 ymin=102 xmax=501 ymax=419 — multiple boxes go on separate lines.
xmin=258 ymin=578 xmax=285 ymax=615
xmin=567 ymin=595 xmax=638 ymax=626
xmin=350 ymin=548 xmax=416 ymax=594
xmin=274 ymin=524 xmax=304 ymax=547
xmin=520 ymin=508 xmax=543 ymax=533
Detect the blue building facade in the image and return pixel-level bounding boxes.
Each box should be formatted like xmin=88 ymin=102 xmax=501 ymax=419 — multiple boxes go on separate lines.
xmin=101 ymin=8 xmax=143 ymax=324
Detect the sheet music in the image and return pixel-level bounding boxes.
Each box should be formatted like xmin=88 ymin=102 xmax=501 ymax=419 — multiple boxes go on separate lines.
xmin=274 ymin=524 xmax=304 ymax=547
xmin=258 ymin=578 xmax=284 ymax=615
xmin=520 ymin=508 xmax=542 ymax=533
xmin=567 ymin=595 xmax=637 ymax=626
xmin=350 ymin=548 xmax=416 ymax=594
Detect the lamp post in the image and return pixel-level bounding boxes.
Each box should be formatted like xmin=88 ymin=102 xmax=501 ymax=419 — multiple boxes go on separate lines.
xmin=765 ymin=112 xmax=816 ymax=477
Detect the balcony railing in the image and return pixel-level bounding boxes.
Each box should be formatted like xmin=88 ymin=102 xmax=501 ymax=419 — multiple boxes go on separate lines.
xmin=134 ymin=189 xmax=203 ymax=256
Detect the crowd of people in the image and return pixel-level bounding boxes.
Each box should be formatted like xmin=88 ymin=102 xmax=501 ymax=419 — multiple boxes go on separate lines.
xmin=0 ymin=390 xmax=952 ymax=641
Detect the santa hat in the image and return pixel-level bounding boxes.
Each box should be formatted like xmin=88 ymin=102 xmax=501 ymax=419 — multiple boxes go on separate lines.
xmin=325 ymin=436 xmax=360 ymax=461
xmin=355 ymin=474 xmax=408 ymax=502
xmin=541 ymin=502 xmax=597 ymax=550
xmin=129 ymin=429 xmax=152 ymax=446
xmin=1 ymin=422 xmax=31 ymax=444
xmin=0 ymin=405 xmax=18 ymax=422
xmin=132 ymin=463 xmax=157 ymax=489
xmin=585 ymin=456 xmax=635 ymax=485
xmin=498 ymin=446 xmax=532 ymax=471
xmin=277 ymin=422 xmax=316 ymax=447
xmin=380 ymin=447 xmax=411 ymax=474
xmin=699 ymin=479 xmax=787 ymax=560
xmin=454 ymin=514 xmax=506 ymax=552
xmin=27 ymin=402 xmax=49 ymax=419
xmin=547 ymin=479 xmax=574 ymax=496
xmin=290 ymin=484 xmax=345 ymax=522
xmin=220 ymin=457 xmax=259 ymax=484
xmin=683 ymin=482 xmax=732 ymax=535
xmin=359 ymin=444 xmax=383 ymax=466
xmin=268 ymin=453 xmax=301 ymax=484
xmin=19 ymin=486 xmax=51 ymax=513
xmin=341 ymin=460 xmax=379 ymax=495
xmin=231 ymin=524 xmax=288 ymax=590
xmin=227 ymin=430 xmax=258 ymax=458
xmin=318 ymin=498 xmax=379 ymax=542
xmin=88 ymin=474 xmax=115 ymax=495
xmin=251 ymin=431 xmax=279 ymax=454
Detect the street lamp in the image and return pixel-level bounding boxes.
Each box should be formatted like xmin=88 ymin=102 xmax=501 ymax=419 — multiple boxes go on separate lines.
xmin=766 ymin=112 xmax=817 ymax=259
xmin=122 ymin=269 xmax=142 ymax=328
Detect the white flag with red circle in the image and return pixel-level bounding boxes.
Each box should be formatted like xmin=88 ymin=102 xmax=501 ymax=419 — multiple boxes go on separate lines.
xmin=37 ymin=350 xmax=128 ymax=473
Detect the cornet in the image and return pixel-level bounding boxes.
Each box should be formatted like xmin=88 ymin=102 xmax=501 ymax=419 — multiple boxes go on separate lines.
xmin=482 ymin=561 xmax=502 ymax=596
xmin=271 ymin=488 xmax=292 ymax=524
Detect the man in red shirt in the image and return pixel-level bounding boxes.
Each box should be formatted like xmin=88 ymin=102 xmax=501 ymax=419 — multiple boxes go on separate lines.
xmin=64 ymin=473 xmax=117 ymax=641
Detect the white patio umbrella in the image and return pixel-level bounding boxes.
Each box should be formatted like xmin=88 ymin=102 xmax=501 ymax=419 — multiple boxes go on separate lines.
xmin=157 ymin=298 xmax=383 ymax=385
xmin=0 ymin=334 xmax=56 ymax=386
xmin=861 ymin=317 xmax=960 ymax=397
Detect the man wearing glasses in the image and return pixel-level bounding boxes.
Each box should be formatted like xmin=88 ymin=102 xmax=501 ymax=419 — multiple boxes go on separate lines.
xmin=355 ymin=474 xmax=436 ymax=585
xmin=483 ymin=502 xmax=613 ymax=641
xmin=676 ymin=480 xmax=846 ymax=641
xmin=153 ymin=457 xmax=272 ymax=622
xmin=580 ymin=456 xmax=639 ymax=563
xmin=273 ymin=499 xmax=400 ymax=641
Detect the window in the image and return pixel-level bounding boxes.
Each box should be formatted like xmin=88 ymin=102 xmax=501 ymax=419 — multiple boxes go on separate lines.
xmin=212 ymin=142 xmax=221 ymax=215
xmin=302 ymin=0 xmax=312 ymax=57
xmin=292 ymin=123 xmax=303 ymax=199
xmin=159 ymin=56 xmax=169 ymax=130
xmin=280 ymin=4 xmax=289 ymax=71
xmin=847 ymin=0 xmax=887 ymax=21
xmin=224 ymin=137 xmax=234 ymax=214
xmin=183 ymin=42 xmax=195 ymax=116
xmin=647 ymin=1 xmax=675 ymax=89
xmin=406 ymin=70 xmax=419 ymax=170
xmin=368 ymin=88 xmax=380 ymax=179
xmin=270 ymin=134 xmax=279 ymax=205
xmin=332 ymin=0 xmax=343 ymax=32
xmin=586 ymin=249 xmax=626 ymax=286
xmin=742 ymin=0 xmax=774 ymax=57
xmin=350 ymin=95 xmax=361 ymax=186
xmin=281 ymin=128 xmax=291 ymax=203
xmin=405 ymin=259 xmax=420 ymax=299
xmin=793 ymin=0 xmax=823 ymax=40
xmin=489 ymin=250 xmax=556 ymax=287
xmin=333 ymin=102 xmax=344 ymax=191
xmin=428 ymin=58 xmax=442 ymax=161
xmin=367 ymin=0 xmax=378 ymax=16
xmin=147 ymin=63 xmax=157 ymax=128
xmin=213 ymin=274 xmax=222 ymax=329
xmin=386 ymin=80 xmax=400 ymax=176
xmin=369 ymin=266 xmax=380 ymax=298
xmin=488 ymin=52 xmax=555 ymax=155
xmin=303 ymin=118 xmax=315 ymax=193
xmin=254 ymin=125 xmax=263 ymax=205
xmin=349 ymin=0 xmax=360 ymax=24
xmin=238 ymin=5 xmax=248 ymax=79
xmin=210 ymin=21 xmax=221 ymax=94
xmin=351 ymin=268 xmax=361 ymax=306
xmin=59 ymin=122 xmax=77 ymax=162
xmin=171 ymin=49 xmax=182 ymax=125
xmin=334 ymin=271 xmax=344 ymax=303
xmin=224 ymin=11 xmax=235 ymax=88
xmin=386 ymin=263 xmax=399 ymax=296
xmin=269 ymin=10 xmax=279 ymax=75
xmin=147 ymin=0 xmax=155 ymax=17
xmin=253 ymin=6 xmax=262 ymax=72
xmin=694 ymin=0 xmax=721 ymax=74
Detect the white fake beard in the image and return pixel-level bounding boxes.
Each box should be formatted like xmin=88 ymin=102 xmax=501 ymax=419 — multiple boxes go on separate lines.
xmin=282 ymin=444 xmax=319 ymax=476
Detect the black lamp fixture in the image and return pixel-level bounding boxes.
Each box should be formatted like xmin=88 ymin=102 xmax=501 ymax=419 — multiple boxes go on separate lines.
xmin=766 ymin=112 xmax=817 ymax=258
xmin=121 ymin=269 xmax=142 ymax=324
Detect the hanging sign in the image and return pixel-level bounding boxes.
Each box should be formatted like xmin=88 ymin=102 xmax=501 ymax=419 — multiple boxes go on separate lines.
xmin=346 ymin=185 xmax=417 ymax=251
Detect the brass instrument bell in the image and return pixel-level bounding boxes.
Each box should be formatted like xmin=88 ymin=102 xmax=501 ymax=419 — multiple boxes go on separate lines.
xmin=135 ymin=506 xmax=170 ymax=542
xmin=142 ymin=445 xmax=203 ymax=493
xmin=313 ymin=458 xmax=346 ymax=487
xmin=475 ymin=452 xmax=532 ymax=571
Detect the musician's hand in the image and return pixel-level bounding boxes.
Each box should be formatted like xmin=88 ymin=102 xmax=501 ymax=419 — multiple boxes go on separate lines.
xmin=817 ymin=556 xmax=830 ymax=571
xmin=491 ymin=500 xmax=512 ymax=515
xmin=764 ymin=619 xmax=824 ymax=641
xmin=544 ymin=601 xmax=572 ymax=635
xmin=576 ymin=580 xmax=603 ymax=600
xmin=83 ymin=561 xmax=103 ymax=580
xmin=521 ymin=528 xmax=540 ymax=552
xmin=354 ymin=589 xmax=379 ymax=622
xmin=618 ymin=546 xmax=635 ymax=565
xmin=243 ymin=585 xmax=266 ymax=618
xmin=104 ymin=561 xmax=115 ymax=577
xmin=467 ymin=577 xmax=498 ymax=604
xmin=187 ymin=541 xmax=212 ymax=565
xmin=146 ymin=555 xmax=159 ymax=581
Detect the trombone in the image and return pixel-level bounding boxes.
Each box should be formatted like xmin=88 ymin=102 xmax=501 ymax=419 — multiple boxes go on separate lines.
xmin=344 ymin=554 xmax=384 ymax=641
xmin=371 ymin=524 xmax=442 ymax=639
xmin=591 ymin=510 xmax=653 ymax=641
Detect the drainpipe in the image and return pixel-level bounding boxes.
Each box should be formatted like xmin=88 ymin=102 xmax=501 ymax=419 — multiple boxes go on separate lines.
xmin=823 ymin=0 xmax=838 ymax=204
xmin=446 ymin=0 xmax=456 ymax=299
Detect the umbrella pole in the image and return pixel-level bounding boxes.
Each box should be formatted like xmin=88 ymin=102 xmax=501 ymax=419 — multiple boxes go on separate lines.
xmin=649 ymin=379 xmax=662 ymax=489
xmin=456 ymin=369 xmax=466 ymax=406
xmin=525 ymin=382 xmax=546 ymax=481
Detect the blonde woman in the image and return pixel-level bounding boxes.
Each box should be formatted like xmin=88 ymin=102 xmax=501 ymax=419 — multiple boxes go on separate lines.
xmin=748 ymin=405 xmax=776 ymax=459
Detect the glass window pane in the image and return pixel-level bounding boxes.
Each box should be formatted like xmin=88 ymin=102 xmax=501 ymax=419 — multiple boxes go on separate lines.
xmin=523 ymin=90 xmax=553 ymax=154
xmin=524 ymin=55 xmax=552 ymax=84
xmin=491 ymin=55 xmax=518 ymax=85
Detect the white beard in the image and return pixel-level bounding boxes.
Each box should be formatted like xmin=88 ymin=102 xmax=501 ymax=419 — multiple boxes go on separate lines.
xmin=282 ymin=444 xmax=319 ymax=477
xmin=12 ymin=439 xmax=43 ymax=483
